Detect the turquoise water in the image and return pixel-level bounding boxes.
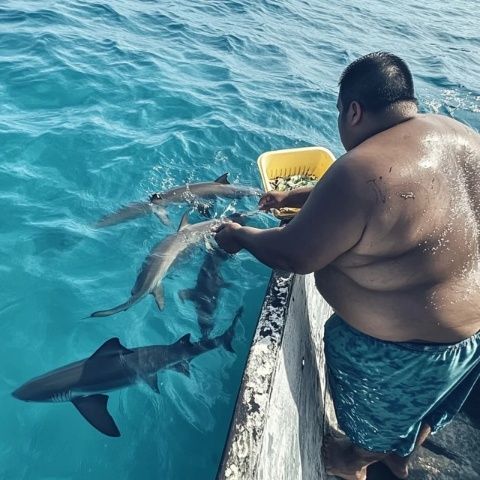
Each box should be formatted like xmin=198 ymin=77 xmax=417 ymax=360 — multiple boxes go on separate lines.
xmin=1 ymin=1 xmax=479 ymax=479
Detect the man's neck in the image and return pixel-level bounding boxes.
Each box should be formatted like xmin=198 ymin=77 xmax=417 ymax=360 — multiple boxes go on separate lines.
xmin=356 ymin=103 xmax=418 ymax=146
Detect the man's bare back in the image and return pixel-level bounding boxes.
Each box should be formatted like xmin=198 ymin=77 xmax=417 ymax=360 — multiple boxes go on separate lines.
xmin=316 ymin=114 xmax=480 ymax=343
xmin=214 ymin=51 xmax=480 ymax=480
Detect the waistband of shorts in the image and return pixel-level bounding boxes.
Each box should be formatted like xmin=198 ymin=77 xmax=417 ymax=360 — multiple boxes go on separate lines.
xmin=328 ymin=314 xmax=480 ymax=352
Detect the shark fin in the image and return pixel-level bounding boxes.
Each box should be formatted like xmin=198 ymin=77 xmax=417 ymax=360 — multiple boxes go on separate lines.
xmin=174 ymin=333 xmax=192 ymax=347
xmin=152 ymin=205 xmax=170 ymax=225
xmin=143 ymin=374 xmax=160 ymax=394
xmin=90 ymin=338 xmax=133 ymax=359
xmin=216 ymin=274 xmax=233 ymax=289
xmin=152 ymin=284 xmax=165 ymax=310
xmin=222 ymin=306 xmax=243 ymax=354
xmin=178 ymin=288 xmax=195 ymax=303
xmin=177 ymin=212 xmax=190 ymax=231
xmin=214 ymin=173 xmax=230 ymax=185
xmin=169 ymin=361 xmax=191 ymax=377
xmin=72 ymin=394 xmax=120 ymax=437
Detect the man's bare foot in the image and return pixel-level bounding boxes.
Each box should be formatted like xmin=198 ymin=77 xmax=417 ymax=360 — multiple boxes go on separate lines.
xmin=380 ymin=423 xmax=431 ymax=479
xmin=382 ymin=454 xmax=409 ymax=479
xmin=323 ymin=436 xmax=368 ymax=480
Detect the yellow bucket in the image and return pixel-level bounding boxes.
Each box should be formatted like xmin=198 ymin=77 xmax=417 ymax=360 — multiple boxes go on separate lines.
xmin=257 ymin=146 xmax=335 ymax=219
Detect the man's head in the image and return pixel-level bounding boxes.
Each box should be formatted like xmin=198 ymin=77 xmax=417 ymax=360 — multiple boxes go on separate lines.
xmin=337 ymin=52 xmax=418 ymax=151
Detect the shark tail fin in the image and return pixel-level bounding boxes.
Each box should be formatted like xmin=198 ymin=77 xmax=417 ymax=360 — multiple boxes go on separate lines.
xmin=178 ymin=212 xmax=190 ymax=231
xmin=89 ymin=297 xmax=136 ymax=318
xmin=221 ymin=306 xmax=243 ymax=354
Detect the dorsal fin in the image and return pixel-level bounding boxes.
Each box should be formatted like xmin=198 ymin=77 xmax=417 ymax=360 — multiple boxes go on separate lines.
xmin=214 ymin=173 xmax=230 ymax=184
xmin=90 ymin=338 xmax=133 ymax=359
xmin=174 ymin=333 xmax=192 ymax=347
xmin=177 ymin=212 xmax=190 ymax=231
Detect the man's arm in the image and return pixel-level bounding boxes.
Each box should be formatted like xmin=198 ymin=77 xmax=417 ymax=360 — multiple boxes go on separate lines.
xmin=259 ymin=186 xmax=314 ymax=210
xmin=216 ymin=156 xmax=375 ymax=273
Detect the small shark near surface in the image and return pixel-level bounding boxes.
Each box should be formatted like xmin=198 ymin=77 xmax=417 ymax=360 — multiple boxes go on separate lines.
xmin=179 ymin=248 xmax=232 ymax=338
xmin=89 ymin=212 xmax=244 ymax=318
xmin=95 ymin=173 xmax=261 ymax=227
xmin=12 ymin=308 xmax=242 ymax=437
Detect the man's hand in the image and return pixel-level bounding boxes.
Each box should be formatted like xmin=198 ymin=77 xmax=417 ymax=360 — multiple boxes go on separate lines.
xmin=258 ymin=191 xmax=289 ymax=211
xmin=214 ymin=221 xmax=243 ymax=254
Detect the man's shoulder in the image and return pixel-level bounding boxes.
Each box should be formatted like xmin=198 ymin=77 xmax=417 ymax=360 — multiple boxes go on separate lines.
xmin=321 ymin=152 xmax=381 ymax=209
xmin=333 ymin=150 xmax=382 ymax=183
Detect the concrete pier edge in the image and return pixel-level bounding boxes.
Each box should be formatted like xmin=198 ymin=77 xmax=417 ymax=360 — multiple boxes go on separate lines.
xmin=217 ymin=272 xmax=336 ymax=480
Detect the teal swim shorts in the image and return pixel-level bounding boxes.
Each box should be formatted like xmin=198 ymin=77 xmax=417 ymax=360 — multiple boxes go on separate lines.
xmin=324 ymin=314 xmax=480 ymax=457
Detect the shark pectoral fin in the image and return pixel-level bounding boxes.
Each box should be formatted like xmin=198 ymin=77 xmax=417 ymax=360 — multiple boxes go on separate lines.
xmin=143 ymin=374 xmax=160 ymax=394
xmin=152 ymin=284 xmax=165 ymax=310
xmin=221 ymin=306 xmax=243 ymax=354
xmin=169 ymin=361 xmax=191 ymax=377
xmin=221 ymin=281 xmax=234 ymax=289
xmin=178 ymin=288 xmax=195 ymax=303
xmin=72 ymin=394 xmax=120 ymax=437
xmin=152 ymin=206 xmax=170 ymax=225
xmin=214 ymin=173 xmax=230 ymax=184
xmin=223 ymin=340 xmax=235 ymax=354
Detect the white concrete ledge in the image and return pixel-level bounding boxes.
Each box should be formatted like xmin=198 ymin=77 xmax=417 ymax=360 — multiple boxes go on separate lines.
xmin=217 ymin=273 xmax=335 ymax=480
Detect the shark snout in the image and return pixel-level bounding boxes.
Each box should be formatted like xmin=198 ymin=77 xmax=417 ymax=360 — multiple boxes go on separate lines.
xmin=12 ymin=385 xmax=30 ymax=401
xmin=12 ymin=380 xmax=48 ymax=402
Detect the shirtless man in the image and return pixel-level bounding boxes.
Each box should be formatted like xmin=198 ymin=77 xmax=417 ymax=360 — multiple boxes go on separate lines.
xmin=215 ymin=52 xmax=480 ymax=479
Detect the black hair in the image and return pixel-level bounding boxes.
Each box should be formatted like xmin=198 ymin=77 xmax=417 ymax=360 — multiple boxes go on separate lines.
xmin=339 ymin=52 xmax=417 ymax=113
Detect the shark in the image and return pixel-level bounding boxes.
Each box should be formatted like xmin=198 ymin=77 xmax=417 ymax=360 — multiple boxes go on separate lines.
xmin=12 ymin=307 xmax=242 ymax=437
xmin=179 ymin=248 xmax=232 ymax=338
xmin=94 ymin=173 xmax=261 ymax=227
xmin=89 ymin=212 xmax=243 ymax=318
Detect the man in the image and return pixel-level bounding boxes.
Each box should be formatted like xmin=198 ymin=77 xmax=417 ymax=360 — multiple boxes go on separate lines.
xmin=214 ymin=52 xmax=480 ymax=480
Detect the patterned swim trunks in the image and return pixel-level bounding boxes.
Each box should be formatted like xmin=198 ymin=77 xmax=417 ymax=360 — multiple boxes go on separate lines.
xmin=324 ymin=314 xmax=480 ymax=456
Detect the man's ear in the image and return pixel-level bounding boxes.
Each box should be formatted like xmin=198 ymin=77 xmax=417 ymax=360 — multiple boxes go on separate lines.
xmin=348 ymin=100 xmax=363 ymax=126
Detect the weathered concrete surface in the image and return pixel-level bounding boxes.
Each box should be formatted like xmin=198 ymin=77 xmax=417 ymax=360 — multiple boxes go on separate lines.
xmin=218 ymin=270 xmax=295 ymax=480
xmin=218 ymin=273 xmax=335 ymax=480
xmin=218 ymin=271 xmax=480 ymax=480
xmin=255 ymin=274 xmax=334 ymax=480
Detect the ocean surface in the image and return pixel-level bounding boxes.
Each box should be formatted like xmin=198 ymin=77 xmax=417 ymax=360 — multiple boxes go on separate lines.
xmin=0 ymin=1 xmax=479 ymax=479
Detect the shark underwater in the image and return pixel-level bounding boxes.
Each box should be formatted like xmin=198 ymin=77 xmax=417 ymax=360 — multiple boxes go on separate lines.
xmin=89 ymin=212 xmax=245 ymax=318
xmin=12 ymin=307 xmax=242 ymax=437
xmin=95 ymin=173 xmax=261 ymax=227
xmin=179 ymin=248 xmax=232 ymax=338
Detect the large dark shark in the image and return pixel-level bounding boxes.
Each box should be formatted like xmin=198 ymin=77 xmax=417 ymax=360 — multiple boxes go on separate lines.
xmin=12 ymin=308 xmax=242 ymax=437
xmin=95 ymin=173 xmax=261 ymax=227
xmin=179 ymin=249 xmax=232 ymax=338
xmin=90 ymin=213 xmax=245 ymax=318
